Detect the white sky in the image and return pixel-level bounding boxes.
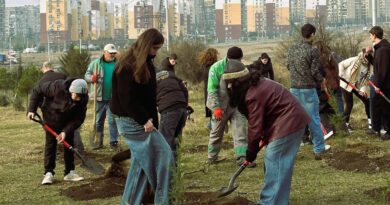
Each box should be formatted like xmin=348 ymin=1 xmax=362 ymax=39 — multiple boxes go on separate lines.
xmin=5 ymin=0 xmax=128 ymax=7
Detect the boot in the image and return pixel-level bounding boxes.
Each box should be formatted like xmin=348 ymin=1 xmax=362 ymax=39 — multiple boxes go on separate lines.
xmin=92 ymin=132 xmax=104 ymax=150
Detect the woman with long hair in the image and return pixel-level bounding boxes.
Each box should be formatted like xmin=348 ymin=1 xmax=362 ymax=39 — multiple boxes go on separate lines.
xmin=248 ymin=52 xmax=274 ymax=80
xmin=198 ymin=48 xmax=219 ymax=124
xmin=109 ymin=28 xmax=174 ymax=205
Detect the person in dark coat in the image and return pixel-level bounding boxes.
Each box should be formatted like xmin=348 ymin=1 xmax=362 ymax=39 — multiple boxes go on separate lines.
xmin=160 ymin=53 xmax=178 ymax=73
xmin=223 ymin=60 xmax=311 ymax=205
xmin=248 ymin=52 xmax=274 ymax=80
xmin=38 ymin=62 xmax=85 ymax=154
xmin=156 ymin=67 xmax=188 ymax=161
xmin=366 ymin=26 xmax=390 ymax=140
xmin=198 ymin=48 xmax=219 ymax=126
xmin=28 ymin=78 xmax=88 ymax=185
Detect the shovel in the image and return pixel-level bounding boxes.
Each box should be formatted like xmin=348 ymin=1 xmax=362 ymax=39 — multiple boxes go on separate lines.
xmin=89 ymin=66 xmax=99 ymax=147
xmin=31 ymin=113 xmax=105 ymax=175
xmin=218 ymin=140 xmax=267 ymax=198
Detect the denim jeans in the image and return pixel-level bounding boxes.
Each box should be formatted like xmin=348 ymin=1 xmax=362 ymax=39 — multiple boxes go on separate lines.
xmin=159 ymin=108 xmax=187 ymax=160
xmin=333 ymin=87 xmax=344 ymax=115
xmin=96 ymin=100 xmax=119 ymax=143
xmin=114 ymin=116 xmax=174 ymax=205
xmin=259 ymin=128 xmax=304 ymax=205
xmin=290 ymin=88 xmax=325 ymax=153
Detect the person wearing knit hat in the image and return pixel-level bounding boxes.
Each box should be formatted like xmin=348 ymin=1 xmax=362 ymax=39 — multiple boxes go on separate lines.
xmin=206 ymin=47 xmax=255 ymax=167
xmin=27 ymin=78 xmax=89 ymax=185
xmin=224 ymin=61 xmax=311 ymax=205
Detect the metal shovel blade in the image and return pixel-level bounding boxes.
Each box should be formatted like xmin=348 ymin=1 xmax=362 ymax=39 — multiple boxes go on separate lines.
xmin=217 ymin=163 xmax=247 ymax=198
xmin=74 ymin=150 xmax=105 ymax=175
xmin=218 ymin=185 xmax=239 ymax=197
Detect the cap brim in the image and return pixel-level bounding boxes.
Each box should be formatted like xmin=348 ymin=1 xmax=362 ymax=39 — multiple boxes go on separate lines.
xmin=106 ymin=49 xmax=118 ymax=53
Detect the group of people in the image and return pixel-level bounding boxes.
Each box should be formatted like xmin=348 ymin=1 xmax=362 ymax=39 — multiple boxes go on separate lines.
xmin=26 ymin=24 xmax=389 ymax=205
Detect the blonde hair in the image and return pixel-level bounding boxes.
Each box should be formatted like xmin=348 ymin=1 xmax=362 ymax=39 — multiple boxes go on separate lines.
xmin=198 ymin=48 xmax=218 ymax=67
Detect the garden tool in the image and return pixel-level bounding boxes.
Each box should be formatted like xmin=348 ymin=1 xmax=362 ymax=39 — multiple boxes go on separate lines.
xmin=340 ymin=77 xmax=368 ymax=98
xmin=31 ymin=113 xmax=105 ymax=175
xmin=369 ymin=80 xmax=390 ymax=104
xmin=218 ymin=140 xmax=267 ymax=198
xmin=89 ymin=65 xmax=99 ymax=147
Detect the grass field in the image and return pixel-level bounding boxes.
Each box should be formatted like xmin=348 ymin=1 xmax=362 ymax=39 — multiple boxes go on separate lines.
xmin=2 ymin=39 xmax=390 ymax=205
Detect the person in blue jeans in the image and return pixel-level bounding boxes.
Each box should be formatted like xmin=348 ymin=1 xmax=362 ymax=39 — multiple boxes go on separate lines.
xmin=287 ymin=23 xmax=330 ymax=160
xmin=85 ymin=44 xmax=119 ymax=149
xmin=223 ymin=60 xmax=311 ymax=205
xmin=156 ymin=61 xmax=189 ymax=161
xmin=110 ymin=28 xmax=174 ymax=205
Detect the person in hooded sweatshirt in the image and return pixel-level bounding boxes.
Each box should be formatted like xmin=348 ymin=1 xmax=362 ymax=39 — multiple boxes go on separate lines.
xmin=247 ymin=52 xmax=274 ymax=80
xmin=160 ymin=53 xmax=178 ymax=73
xmin=365 ymin=26 xmax=390 ymax=140
xmin=27 ymin=78 xmax=88 ymax=185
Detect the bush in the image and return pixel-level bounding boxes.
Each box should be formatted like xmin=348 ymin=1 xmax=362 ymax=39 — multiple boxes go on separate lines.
xmin=13 ymin=95 xmax=25 ymax=111
xmin=15 ymin=64 xmax=42 ymax=97
xmin=58 ymin=44 xmax=91 ymax=78
xmin=0 ymin=94 xmax=10 ymax=107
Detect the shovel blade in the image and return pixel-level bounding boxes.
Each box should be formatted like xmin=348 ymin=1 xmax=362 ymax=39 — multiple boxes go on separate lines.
xmin=218 ymin=185 xmax=239 ymax=198
xmin=74 ymin=150 xmax=105 ymax=175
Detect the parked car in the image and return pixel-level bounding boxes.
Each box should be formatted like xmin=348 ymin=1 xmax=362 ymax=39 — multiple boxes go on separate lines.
xmin=23 ymin=48 xmax=38 ymax=53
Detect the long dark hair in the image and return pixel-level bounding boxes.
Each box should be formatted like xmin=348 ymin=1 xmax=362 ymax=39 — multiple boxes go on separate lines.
xmin=228 ymin=71 xmax=263 ymax=118
xmin=116 ymin=28 xmax=164 ymax=83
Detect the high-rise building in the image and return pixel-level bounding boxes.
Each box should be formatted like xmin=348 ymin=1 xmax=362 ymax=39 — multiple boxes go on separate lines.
xmin=290 ymin=0 xmax=305 ymax=25
xmin=215 ymin=0 xmax=241 ymax=42
xmin=247 ymin=0 xmax=266 ymax=38
xmin=327 ymin=0 xmax=347 ymax=26
xmin=0 ymin=0 xmax=5 ymax=44
xmin=40 ymin=0 xmax=69 ymax=48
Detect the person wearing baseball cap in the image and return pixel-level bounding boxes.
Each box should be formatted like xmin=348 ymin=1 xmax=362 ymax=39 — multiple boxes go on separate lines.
xmin=27 ymin=78 xmax=89 ymax=185
xmin=85 ymin=44 xmax=120 ymax=150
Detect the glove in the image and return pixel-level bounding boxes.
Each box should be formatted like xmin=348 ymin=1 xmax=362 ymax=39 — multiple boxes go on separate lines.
xmin=187 ymin=106 xmax=194 ymax=115
xmin=245 ymin=149 xmax=257 ymax=163
xmin=213 ymin=108 xmax=223 ymax=120
xmin=91 ymin=74 xmax=98 ymax=83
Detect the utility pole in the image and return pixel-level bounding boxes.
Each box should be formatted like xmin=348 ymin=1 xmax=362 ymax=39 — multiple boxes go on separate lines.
xmin=372 ymin=0 xmax=376 ymax=26
xmin=165 ymin=0 xmax=170 ymax=51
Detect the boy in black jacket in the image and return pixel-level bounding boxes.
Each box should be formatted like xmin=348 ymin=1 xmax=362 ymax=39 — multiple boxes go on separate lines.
xmin=28 ymin=78 xmax=88 ymax=185
xmin=156 ymin=69 xmax=188 ymax=160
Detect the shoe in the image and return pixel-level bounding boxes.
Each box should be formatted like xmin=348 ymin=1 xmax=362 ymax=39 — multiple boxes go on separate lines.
xmin=208 ymin=156 xmax=226 ymax=164
xmin=381 ymin=132 xmax=390 ymax=141
xmin=42 ymin=172 xmax=53 ymax=185
xmin=345 ymin=123 xmax=353 ymax=133
xmin=314 ymin=145 xmax=331 ymax=160
xmin=110 ymin=141 xmax=118 ymax=149
xmin=366 ymin=129 xmax=380 ymax=138
xmin=64 ymin=170 xmax=84 ymax=182
xmin=236 ymin=157 xmax=257 ymax=168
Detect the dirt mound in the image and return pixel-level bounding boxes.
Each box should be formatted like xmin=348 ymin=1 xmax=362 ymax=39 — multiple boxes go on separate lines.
xmin=325 ymin=143 xmax=390 ymax=173
xmin=365 ymin=187 xmax=390 ymax=202
xmin=61 ymin=177 xmax=125 ymax=201
xmin=182 ymin=192 xmax=251 ymax=205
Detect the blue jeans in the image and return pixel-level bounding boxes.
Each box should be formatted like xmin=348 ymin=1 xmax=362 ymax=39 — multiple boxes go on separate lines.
xmin=290 ymin=88 xmax=325 ymax=153
xmin=114 ymin=116 xmax=174 ymax=205
xmin=259 ymin=128 xmax=304 ymax=205
xmin=96 ymin=100 xmax=119 ymax=143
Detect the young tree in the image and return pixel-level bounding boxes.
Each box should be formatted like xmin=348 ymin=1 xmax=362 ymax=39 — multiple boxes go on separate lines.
xmin=14 ymin=64 xmax=42 ymax=111
xmin=58 ymin=44 xmax=91 ymax=78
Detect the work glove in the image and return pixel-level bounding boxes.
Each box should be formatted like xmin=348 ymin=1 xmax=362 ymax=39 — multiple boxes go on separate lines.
xmin=213 ymin=108 xmax=223 ymax=120
xmin=91 ymin=74 xmax=98 ymax=83
xmin=245 ymin=149 xmax=257 ymax=163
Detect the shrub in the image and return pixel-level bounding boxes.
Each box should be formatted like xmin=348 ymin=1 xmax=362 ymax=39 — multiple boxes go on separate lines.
xmin=15 ymin=64 xmax=42 ymax=97
xmin=58 ymin=45 xmax=91 ymax=78
xmin=13 ymin=95 xmax=25 ymax=111
xmin=0 ymin=94 xmax=10 ymax=107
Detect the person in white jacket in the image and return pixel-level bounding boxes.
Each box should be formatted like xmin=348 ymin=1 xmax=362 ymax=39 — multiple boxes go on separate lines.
xmin=339 ymin=49 xmax=372 ymax=132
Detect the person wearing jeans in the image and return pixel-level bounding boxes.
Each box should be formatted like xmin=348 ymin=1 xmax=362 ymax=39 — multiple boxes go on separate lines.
xmin=287 ymin=23 xmax=330 ymax=159
xmin=222 ymin=60 xmax=311 ymax=205
xmin=85 ymin=44 xmax=119 ymax=149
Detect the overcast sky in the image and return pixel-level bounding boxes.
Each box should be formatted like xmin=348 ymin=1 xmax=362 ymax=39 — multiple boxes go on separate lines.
xmin=5 ymin=0 xmax=128 ymax=7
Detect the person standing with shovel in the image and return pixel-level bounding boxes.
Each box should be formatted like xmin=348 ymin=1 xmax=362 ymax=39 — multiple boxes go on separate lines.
xmin=85 ymin=44 xmax=119 ymax=150
xmin=27 ymin=78 xmax=89 ymax=185
xmin=222 ymin=60 xmax=311 ymax=205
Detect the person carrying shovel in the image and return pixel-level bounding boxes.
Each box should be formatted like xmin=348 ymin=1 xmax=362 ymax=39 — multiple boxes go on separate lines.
xmin=222 ymin=60 xmax=311 ymax=205
xmin=27 ymin=78 xmax=89 ymax=185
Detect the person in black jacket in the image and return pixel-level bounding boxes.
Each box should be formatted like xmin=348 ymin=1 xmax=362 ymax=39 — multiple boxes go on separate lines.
xmin=366 ymin=26 xmax=390 ymax=140
xmin=160 ymin=53 xmax=178 ymax=73
xmin=156 ymin=68 xmax=188 ymax=160
xmin=248 ymin=52 xmax=274 ymax=80
xmin=28 ymin=78 xmax=88 ymax=185
xmin=109 ymin=28 xmax=174 ymax=205
xmin=38 ymin=62 xmax=85 ymax=154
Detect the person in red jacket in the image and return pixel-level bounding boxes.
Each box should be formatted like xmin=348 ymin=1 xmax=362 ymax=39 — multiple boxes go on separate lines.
xmin=223 ymin=60 xmax=311 ymax=205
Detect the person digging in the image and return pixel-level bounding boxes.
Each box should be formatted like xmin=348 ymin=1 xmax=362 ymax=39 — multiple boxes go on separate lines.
xmin=27 ymin=78 xmax=89 ymax=185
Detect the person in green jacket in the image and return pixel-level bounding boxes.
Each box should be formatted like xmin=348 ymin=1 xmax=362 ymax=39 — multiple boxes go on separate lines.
xmin=206 ymin=46 xmax=255 ymax=167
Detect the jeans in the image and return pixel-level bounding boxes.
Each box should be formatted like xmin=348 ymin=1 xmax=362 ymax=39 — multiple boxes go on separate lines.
xmin=259 ymin=128 xmax=304 ymax=205
xmin=333 ymin=87 xmax=344 ymax=115
xmin=114 ymin=116 xmax=174 ymax=205
xmin=290 ymin=88 xmax=325 ymax=153
xmin=159 ymin=108 xmax=187 ymax=160
xmin=96 ymin=100 xmax=119 ymax=143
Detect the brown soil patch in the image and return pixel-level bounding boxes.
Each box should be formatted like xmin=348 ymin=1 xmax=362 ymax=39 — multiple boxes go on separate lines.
xmin=365 ymin=187 xmax=390 ymax=202
xmin=182 ymin=192 xmax=251 ymax=205
xmin=324 ymin=143 xmax=390 ymax=173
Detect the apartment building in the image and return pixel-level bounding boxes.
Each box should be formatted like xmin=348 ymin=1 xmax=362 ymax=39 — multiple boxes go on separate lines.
xmin=215 ymin=0 xmax=241 ymax=42
xmin=247 ymin=0 xmax=266 ymax=37
xmin=306 ymin=0 xmax=326 ymax=22
xmin=114 ymin=3 xmax=128 ymax=40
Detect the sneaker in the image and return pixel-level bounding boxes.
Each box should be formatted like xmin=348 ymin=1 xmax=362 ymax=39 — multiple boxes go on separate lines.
xmin=366 ymin=129 xmax=380 ymax=137
xmin=236 ymin=157 xmax=257 ymax=168
xmin=345 ymin=123 xmax=353 ymax=133
xmin=208 ymin=156 xmax=226 ymax=164
xmin=64 ymin=170 xmax=84 ymax=182
xmin=314 ymin=145 xmax=331 ymax=160
xmin=110 ymin=141 xmax=118 ymax=149
xmin=381 ymin=132 xmax=390 ymax=141
xmin=42 ymin=172 xmax=54 ymax=185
